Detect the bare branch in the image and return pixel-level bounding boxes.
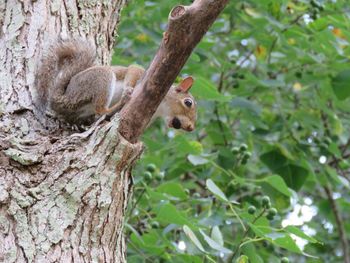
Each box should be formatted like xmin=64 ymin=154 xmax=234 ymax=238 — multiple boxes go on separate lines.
xmin=118 ymin=0 xmax=229 ymax=143
xmin=324 ymin=185 xmax=350 ymax=263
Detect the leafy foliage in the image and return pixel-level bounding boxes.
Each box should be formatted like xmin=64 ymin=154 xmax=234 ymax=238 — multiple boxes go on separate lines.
xmin=114 ymin=0 xmax=350 ymax=262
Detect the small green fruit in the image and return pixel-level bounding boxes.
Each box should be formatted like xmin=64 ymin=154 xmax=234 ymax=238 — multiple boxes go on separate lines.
xmin=155 ymin=172 xmax=165 ymax=181
xmin=243 ymin=152 xmax=252 ymax=160
xmin=248 ymin=206 xmax=256 ymax=214
xmin=311 ymin=0 xmax=323 ymax=10
xmin=239 ymin=143 xmax=248 ymax=152
xmin=266 ymin=214 xmax=274 ymax=220
xmin=193 ymin=192 xmax=201 ymax=198
xmin=144 ymin=171 xmax=153 ymax=181
xmin=311 ymin=11 xmax=319 ymax=20
xmin=311 ymin=0 xmax=318 ymax=7
xmin=295 ymin=71 xmax=302 ymax=78
xmin=238 ymin=74 xmax=245 ymax=79
xmin=268 ymin=208 xmax=278 ymax=216
xmin=151 ymin=221 xmax=160 ymax=229
xmin=232 ymin=72 xmax=239 ymax=78
xmin=241 ymin=185 xmax=249 ymax=191
xmin=281 ymin=257 xmax=289 ymax=263
xmin=261 ymin=196 xmax=270 ymax=206
xmin=233 ymin=82 xmax=240 ymax=89
xmin=320 ymin=142 xmax=328 ymax=150
xmin=146 ymin=163 xmax=157 ymax=173
xmin=324 ymin=137 xmax=332 ymax=145
xmin=232 ymin=147 xmax=240 ymax=154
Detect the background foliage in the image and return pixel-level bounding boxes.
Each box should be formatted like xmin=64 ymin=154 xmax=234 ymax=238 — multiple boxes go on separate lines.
xmin=113 ymin=0 xmax=350 ymax=262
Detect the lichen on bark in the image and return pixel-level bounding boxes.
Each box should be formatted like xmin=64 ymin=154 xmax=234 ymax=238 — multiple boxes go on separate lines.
xmin=1 ymin=114 xmax=143 ymax=262
xmin=0 ymin=0 xmax=136 ymax=262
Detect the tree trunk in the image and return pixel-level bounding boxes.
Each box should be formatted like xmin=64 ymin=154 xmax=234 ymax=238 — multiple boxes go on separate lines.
xmin=0 ymin=1 xmax=143 ymax=262
xmin=0 ymin=0 xmax=228 ymax=262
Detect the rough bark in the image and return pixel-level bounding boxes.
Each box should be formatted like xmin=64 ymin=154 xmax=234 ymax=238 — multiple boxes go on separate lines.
xmin=0 ymin=0 xmax=228 ymax=262
xmin=119 ymin=0 xmax=229 ymax=143
xmin=0 ymin=1 xmax=143 ymax=262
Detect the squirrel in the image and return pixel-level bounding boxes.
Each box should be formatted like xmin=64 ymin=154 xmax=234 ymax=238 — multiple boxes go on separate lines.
xmin=35 ymin=39 xmax=197 ymax=131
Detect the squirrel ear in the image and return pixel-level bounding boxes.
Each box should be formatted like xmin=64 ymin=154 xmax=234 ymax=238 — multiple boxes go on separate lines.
xmin=176 ymin=76 xmax=194 ymax=93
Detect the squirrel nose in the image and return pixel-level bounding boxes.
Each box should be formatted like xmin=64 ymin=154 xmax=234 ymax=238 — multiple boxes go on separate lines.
xmin=186 ymin=125 xmax=194 ymax=132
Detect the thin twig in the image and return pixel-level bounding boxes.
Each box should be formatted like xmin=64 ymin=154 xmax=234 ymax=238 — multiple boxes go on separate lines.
xmin=230 ymin=208 xmax=266 ymax=260
xmin=323 ymin=185 xmax=350 ymax=263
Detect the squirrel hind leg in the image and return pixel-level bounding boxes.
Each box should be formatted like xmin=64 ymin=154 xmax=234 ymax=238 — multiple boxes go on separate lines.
xmin=96 ymin=88 xmax=132 ymax=116
xmin=124 ymin=65 xmax=145 ymax=88
xmin=96 ymin=69 xmax=136 ymax=116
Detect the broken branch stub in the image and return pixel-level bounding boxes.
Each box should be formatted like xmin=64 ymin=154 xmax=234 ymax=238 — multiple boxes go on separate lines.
xmin=119 ymin=0 xmax=229 ymax=143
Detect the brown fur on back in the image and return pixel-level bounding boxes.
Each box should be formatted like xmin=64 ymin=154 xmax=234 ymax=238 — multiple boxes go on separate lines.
xmin=35 ymin=39 xmax=96 ymax=111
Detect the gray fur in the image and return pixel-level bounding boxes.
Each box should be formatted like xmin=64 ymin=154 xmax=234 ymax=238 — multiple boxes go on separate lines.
xmin=35 ymin=39 xmax=96 ymax=122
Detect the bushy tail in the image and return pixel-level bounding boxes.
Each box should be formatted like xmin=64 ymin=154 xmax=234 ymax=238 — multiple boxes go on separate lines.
xmin=35 ymin=39 xmax=96 ymax=111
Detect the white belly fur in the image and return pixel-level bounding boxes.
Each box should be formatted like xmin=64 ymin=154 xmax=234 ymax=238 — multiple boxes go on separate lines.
xmin=107 ymin=75 xmax=124 ymax=108
xmin=73 ymin=75 xmax=125 ymax=119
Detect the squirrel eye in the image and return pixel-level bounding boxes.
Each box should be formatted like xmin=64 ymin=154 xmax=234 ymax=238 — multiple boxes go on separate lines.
xmin=184 ymin=98 xmax=193 ymax=108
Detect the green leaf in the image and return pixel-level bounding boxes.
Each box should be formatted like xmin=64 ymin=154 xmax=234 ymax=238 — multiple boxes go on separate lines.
xmin=260 ymin=150 xmax=288 ymax=170
xmin=249 ymin=224 xmax=273 ymax=237
xmin=191 ymin=77 xmax=230 ymax=101
xmin=199 ymin=229 xmax=232 ymax=253
xmin=250 ymin=225 xmax=302 ymax=254
xmin=155 ymin=204 xmax=193 ymax=228
xmin=263 ymin=175 xmax=292 ymax=197
xmin=230 ymin=97 xmax=261 ymax=116
xmin=242 ymin=244 xmax=264 ymax=263
xmin=147 ymin=188 xmax=172 ymax=201
xmin=129 ymin=230 xmax=166 ymax=255
xmin=329 ymin=113 xmax=343 ymax=136
xmin=183 ymin=225 xmax=205 ymax=252
xmin=157 ymin=182 xmax=188 ymax=200
xmin=326 ymin=166 xmax=350 ymax=190
xmin=125 ymin=223 xmax=144 ymax=245
xmin=271 ymin=235 xmax=302 ymax=254
xmin=236 ymin=255 xmax=249 ymax=263
xmin=173 ymin=136 xmax=203 ymax=155
xmin=211 ymin=226 xmax=224 ymax=246
xmin=332 ymin=69 xmax=350 ymax=100
xmin=177 ymin=255 xmax=203 ymax=263
xmin=261 ymin=150 xmax=310 ymax=191
xmin=206 ymin=179 xmax=228 ymax=201
xmin=187 ymin=155 xmax=209 ymax=166
xmin=190 ymin=52 xmax=201 ymax=62
xmin=276 ymin=164 xmax=309 ymax=191
xmin=284 ymin=226 xmax=319 ymax=243
xmin=328 ymin=142 xmax=342 ymax=158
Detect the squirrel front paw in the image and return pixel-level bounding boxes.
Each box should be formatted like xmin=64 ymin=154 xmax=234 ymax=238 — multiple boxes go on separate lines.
xmin=121 ymin=87 xmax=133 ymax=103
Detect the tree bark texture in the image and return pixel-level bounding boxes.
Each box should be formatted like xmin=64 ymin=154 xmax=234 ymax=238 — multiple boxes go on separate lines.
xmin=0 ymin=1 xmax=146 ymax=262
xmin=119 ymin=0 xmax=229 ymax=143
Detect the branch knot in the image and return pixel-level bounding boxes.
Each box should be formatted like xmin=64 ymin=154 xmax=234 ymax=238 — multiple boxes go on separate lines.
xmin=170 ymin=5 xmax=186 ymax=19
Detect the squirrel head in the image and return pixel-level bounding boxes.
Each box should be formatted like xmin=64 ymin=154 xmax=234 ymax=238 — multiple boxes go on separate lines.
xmin=163 ymin=76 xmax=197 ymax=132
